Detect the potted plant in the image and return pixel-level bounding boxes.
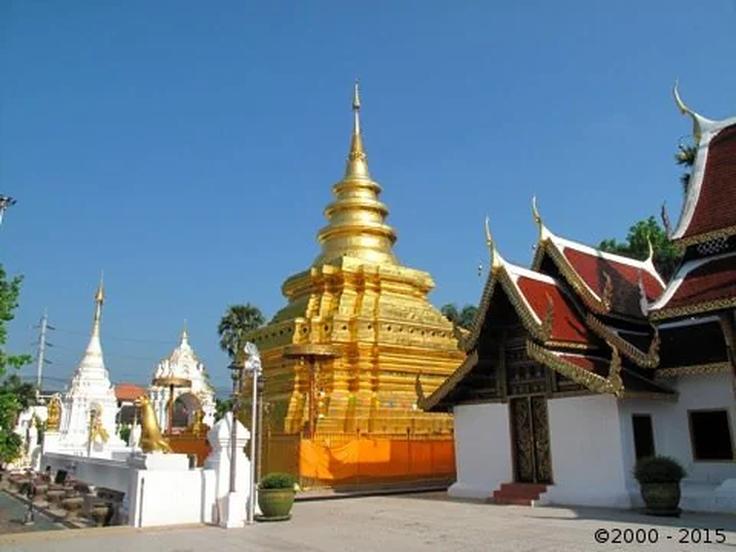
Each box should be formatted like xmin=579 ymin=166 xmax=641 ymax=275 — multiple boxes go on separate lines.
xmin=257 ymin=472 xmax=296 ymax=521
xmin=634 ymin=456 xmax=686 ymax=516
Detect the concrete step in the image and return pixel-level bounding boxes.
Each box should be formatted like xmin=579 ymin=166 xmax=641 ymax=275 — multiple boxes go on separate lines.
xmin=491 ymin=482 xmax=547 ymax=506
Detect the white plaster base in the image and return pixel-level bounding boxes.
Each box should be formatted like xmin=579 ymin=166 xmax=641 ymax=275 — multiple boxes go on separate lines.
xmin=128 ymin=452 xmax=189 ymax=471
xmin=220 ymin=491 xmax=246 ymax=528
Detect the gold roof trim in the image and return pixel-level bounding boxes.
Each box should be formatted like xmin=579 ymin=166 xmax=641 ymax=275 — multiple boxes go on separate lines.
xmin=585 ymin=313 xmax=659 ymax=368
xmin=672 ymin=224 xmax=736 ymax=248
xmin=419 ymin=349 xmax=479 ymax=411
xmin=656 ymin=362 xmax=732 ymax=378
xmin=526 ymin=340 xmax=622 ymax=397
xmin=650 ymin=295 xmax=736 ymax=321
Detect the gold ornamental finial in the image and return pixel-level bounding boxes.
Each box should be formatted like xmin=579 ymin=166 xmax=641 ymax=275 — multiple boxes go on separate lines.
xmin=95 ymin=270 xmax=105 ymax=305
xmin=484 ymin=216 xmax=505 ymax=271
xmin=346 ymin=79 xmax=369 ymax=178
xmin=353 ymin=79 xmax=361 ymax=132
xmin=92 ymin=272 xmax=105 ymax=334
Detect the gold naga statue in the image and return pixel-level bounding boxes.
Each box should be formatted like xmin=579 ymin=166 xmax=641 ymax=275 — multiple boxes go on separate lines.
xmin=135 ymin=394 xmax=172 ymax=453
xmin=46 ymin=394 xmax=62 ymax=431
xmin=88 ymin=407 xmax=110 ymax=444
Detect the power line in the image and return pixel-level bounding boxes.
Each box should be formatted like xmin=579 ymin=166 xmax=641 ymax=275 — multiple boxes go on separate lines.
xmin=52 ymin=326 xmax=174 ymax=345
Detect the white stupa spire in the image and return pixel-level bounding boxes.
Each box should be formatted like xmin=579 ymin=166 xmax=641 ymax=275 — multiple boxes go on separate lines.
xmin=56 ymin=275 xmax=123 ymax=453
xmin=71 ymin=273 xmax=108 ymax=381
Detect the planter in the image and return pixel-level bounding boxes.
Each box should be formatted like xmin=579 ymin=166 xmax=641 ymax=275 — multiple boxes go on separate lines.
xmin=257 ymin=488 xmax=295 ymax=520
xmin=640 ymin=482 xmax=681 ymax=516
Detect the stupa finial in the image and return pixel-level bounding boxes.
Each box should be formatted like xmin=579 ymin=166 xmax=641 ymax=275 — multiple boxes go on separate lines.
xmin=92 ymin=271 xmax=104 ymax=335
xmin=181 ymin=320 xmax=189 ymax=345
xmin=345 ymin=79 xmax=369 ymax=178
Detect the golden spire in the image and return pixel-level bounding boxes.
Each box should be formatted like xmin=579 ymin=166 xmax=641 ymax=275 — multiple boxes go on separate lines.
xmin=345 ymin=80 xmax=369 ymax=179
xmin=93 ymin=271 xmax=104 ymax=332
xmin=313 ymin=81 xmax=398 ymax=266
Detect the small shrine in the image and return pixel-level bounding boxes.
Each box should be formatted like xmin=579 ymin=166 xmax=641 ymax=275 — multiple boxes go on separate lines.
xmin=149 ymin=327 xmax=216 ymax=434
xmin=54 ymin=279 xmax=124 ymax=455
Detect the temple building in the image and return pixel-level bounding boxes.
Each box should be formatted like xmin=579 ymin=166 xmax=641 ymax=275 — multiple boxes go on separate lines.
xmin=149 ymin=327 xmax=216 ymax=431
xmin=55 ymin=279 xmax=125 ymax=455
xmin=422 ymin=87 xmax=736 ymax=513
xmin=247 ymin=84 xmax=464 ymax=486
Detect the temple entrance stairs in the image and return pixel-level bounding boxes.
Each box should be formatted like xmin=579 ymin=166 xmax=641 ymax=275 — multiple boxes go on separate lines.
xmin=491 ymin=483 xmax=548 ymax=506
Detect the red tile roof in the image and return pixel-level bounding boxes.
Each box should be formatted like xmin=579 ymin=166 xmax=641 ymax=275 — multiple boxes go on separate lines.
xmin=650 ymin=252 xmax=736 ymax=318
xmin=674 ymin=124 xmax=736 ymax=244
xmin=114 ymin=383 xmax=146 ymax=402
xmin=533 ymin=231 xmax=664 ymax=319
xmin=514 ymin=274 xmax=592 ymax=344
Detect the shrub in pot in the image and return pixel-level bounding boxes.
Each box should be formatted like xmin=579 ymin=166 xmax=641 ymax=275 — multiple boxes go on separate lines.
xmin=634 ymin=456 xmax=686 ymax=516
xmin=258 ymin=472 xmax=296 ymax=520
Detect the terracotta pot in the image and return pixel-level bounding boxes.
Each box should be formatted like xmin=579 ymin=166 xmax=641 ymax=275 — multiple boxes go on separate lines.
xmin=258 ymin=488 xmax=295 ymax=519
xmin=640 ymin=482 xmax=681 ymax=516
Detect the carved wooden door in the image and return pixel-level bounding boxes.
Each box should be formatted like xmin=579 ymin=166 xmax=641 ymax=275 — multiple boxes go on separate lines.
xmin=510 ymin=396 xmax=552 ymax=484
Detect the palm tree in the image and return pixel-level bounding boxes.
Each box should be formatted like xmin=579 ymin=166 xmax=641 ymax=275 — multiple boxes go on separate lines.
xmin=217 ymin=304 xmax=265 ymax=362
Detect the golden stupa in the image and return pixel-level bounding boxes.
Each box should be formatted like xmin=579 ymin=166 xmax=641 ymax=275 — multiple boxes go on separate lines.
xmin=249 ymin=83 xmax=463 ymax=484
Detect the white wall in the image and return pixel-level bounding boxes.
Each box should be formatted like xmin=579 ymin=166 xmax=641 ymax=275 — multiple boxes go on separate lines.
xmin=618 ymin=372 xmax=736 ymax=512
xmin=127 ymin=466 xmax=216 ymax=527
xmin=42 ymin=452 xmax=132 ymax=493
xmin=448 ymin=403 xmax=511 ymax=499
xmin=542 ymin=395 xmax=631 ymax=508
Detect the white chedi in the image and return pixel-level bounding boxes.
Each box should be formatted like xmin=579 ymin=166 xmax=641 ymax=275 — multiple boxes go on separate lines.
xmin=149 ymin=327 xmax=216 ymax=430
xmin=57 ymin=280 xmax=125 ymax=455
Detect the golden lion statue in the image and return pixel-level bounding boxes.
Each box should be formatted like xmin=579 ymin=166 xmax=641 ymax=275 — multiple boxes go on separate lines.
xmin=135 ymin=395 xmax=172 ymax=453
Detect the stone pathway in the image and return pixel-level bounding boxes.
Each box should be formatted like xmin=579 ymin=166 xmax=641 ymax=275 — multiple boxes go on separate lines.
xmin=2 ymin=492 xmax=736 ymax=551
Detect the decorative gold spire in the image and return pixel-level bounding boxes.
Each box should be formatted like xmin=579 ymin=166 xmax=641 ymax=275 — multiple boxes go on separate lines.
xmin=345 ymin=79 xmax=369 ymax=179
xmin=313 ymin=81 xmax=398 ymax=266
xmin=93 ymin=272 xmax=104 ymax=334
xmin=484 ymin=216 xmax=506 ymax=271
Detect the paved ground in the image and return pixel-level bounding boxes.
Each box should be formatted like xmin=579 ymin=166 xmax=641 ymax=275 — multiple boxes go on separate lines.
xmin=0 ymin=492 xmax=64 ymax=535
xmin=2 ymin=492 xmax=736 ymax=551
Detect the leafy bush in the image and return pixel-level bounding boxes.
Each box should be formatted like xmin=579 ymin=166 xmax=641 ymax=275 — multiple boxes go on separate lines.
xmin=118 ymin=425 xmax=131 ymax=444
xmin=260 ymin=472 xmax=296 ymax=490
xmin=634 ymin=456 xmax=686 ymax=484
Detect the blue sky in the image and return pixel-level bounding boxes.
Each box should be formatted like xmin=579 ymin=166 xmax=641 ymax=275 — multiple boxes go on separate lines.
xmin=2 ymin=1 xmax=736 ymax=392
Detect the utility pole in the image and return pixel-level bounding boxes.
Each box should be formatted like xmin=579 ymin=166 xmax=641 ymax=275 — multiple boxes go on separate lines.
xmin=34 ymin=310 xmax=54 ymax=391
xmin=0 ymin=195 xmax=16 ymax=226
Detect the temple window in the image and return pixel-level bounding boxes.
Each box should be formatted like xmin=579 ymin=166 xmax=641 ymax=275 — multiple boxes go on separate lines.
xmin=688 ymin=410 xmax=735 ymax=461
xmin=631 ymin=414 xmax=655 ymax=460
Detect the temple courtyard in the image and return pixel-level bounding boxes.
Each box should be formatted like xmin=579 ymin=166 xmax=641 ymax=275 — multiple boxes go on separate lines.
xmin=2 ymin=492 xmax=736 ymax=552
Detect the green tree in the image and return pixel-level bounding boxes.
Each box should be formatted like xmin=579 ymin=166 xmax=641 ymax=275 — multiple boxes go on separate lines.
xmin=599 ymin=217 xmax=681 ymax=280
xmin=217 ymin=303 xmax=265 ymax=362
xmin=441 ymin=303 xmax=478 ymax=330
xmin=676 ymin=143 xmax=697 ymax=193
xmin=214 ymin=397 xmax=233 ymax=421
xmin=0 ymin=266 xmax=32 ymax=465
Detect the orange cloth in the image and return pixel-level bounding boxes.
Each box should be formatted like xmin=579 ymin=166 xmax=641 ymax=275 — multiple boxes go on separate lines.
xmin=299 ymin=437 xmax=455 ymax=482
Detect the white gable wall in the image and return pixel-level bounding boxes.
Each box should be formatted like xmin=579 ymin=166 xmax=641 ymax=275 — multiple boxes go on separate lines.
xmin=540 ymin=394 xmax=631 ymax=508
xmin=618 ymin=372 xmax=736 ymax=512
xmin=448 ymin=403 xmax=511 ymax=499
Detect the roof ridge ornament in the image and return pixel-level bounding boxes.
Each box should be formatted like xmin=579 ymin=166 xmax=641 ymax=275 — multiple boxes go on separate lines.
xmin=531 ymin=196 xmax=552 ymax=241
xmin=673 ymin=80 xmax=714 ymax=144
xmin=484 ymin=216 xmax=506 ymax=271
